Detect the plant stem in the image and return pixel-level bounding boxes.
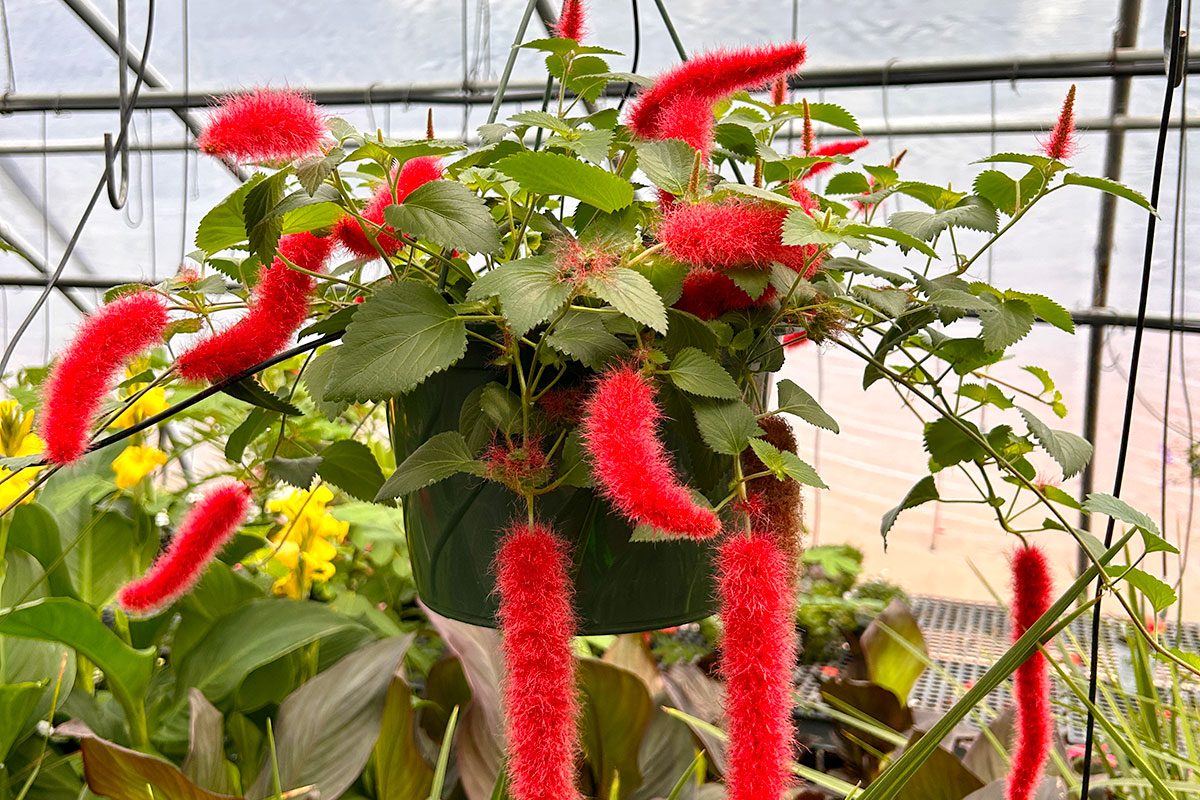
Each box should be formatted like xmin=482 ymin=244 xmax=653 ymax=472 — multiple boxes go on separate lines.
xmin=487 ymin=0 xmax=542 ymax=124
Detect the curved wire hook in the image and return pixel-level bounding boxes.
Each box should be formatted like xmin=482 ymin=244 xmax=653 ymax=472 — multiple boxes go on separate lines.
xmin=104 ymin=0 xmax=131 ymax=209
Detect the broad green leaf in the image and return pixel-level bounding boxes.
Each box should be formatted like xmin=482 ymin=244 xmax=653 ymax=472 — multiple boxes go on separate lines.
xmin=317 ymin=440 xmax=385 ymax=503
xmin=266 ymin=456 xmax=322 ymax=490
xmin=326 ymin=282 xmax=468 ymax=402
xmin=843 ymin=223 xmax=941 ymax=259
xmin=974 ymin=152 xmax=1059 ymax=170
xmin=776 ymin=379 xmax=839 ymax=433
xmin=569 ymin=128 xmax=615 ymax=164
xmin=7 ymin=503 xmax=77 ymax=599
xmin=509 ymin=110 xmax=573 ymax=133
xmin=384 ymin=180 xmax=502 ymax=254
xmin=726 ymin=268 xmax=771 ymax=300
xmin=0 ymin=598 xmax=155 ymax=709
xmin=880 ymin=476 xmax=939 ymax=539
xmin=79 ymin=735 xmax=236 ymax=800
xmin=1019 ymin=407 xmax=1092 ymax=479
xmin=466 ymin=256 xmax=571 ymax=336
xmin=578 ymin=659 xmax=654 ymax=800
xmin=972 ymin=169 xmax=1020 ymax=215
xmin=195 ymin=175 xmax=262 ymax=254
xmin=928 ymin=287 xmax=994 ymax=312
xmin=923 ymin=418 xmax=986 ymax=472
xmin=861 ymin=599 xmax=927 ymax=703
xmin=1063 ymin=173 xmax=1155 ymax=214
xmin=374 ymin=677 xmax=434 ymax=800
xmin=1082 ymin=492 xmax=1165 ymax=539
xmin=243 ymin=170 xmax=288 ymax=263
xmin=852 ymin=285 xmax=909 ymax=318
xmin=222 ymin=377 xmax=302 ymax=416
xmin=634 ymin=140 xmax=696 ymax=196
xmin=666 ymin=348 xmax=739 ymax=399
xmin=979 ymin=297 xmax=1034 ymax=351
xmin=376 ymin=431 xmax=483 ymax=502
xmin=776 ymin=101 xmax=861 ymax=135
xmin=691 ymin=398 xmax=762 ymax=455
xmin=887 ymin=196 xmax=998 ymax=241
xmin=1106 ymin=566 xmax=1175 ymax=612
xmin=824 ymin=172 xmax=872 ymax=196
xmin=302 ymin=348 xmax=351 ymax=420
xmin=247 ymin=637 xmax=411 ymax=800
xmin=0 ymin=682 xmax=45 ymax=759
xmin=661 ymin=309 xmax=718 ymax=356
xmin=545 ymin=309 xmax=627 ymax=369
xmin=747 ymin=439 xmax=827 ymax=488
xmin=182 ymin=690 xmax=236 ymax=796
xmin=1005 ymin=290 xmax=1075 ymax=333
xmin=956 ymin=383 xmax=1014 ymax=410
xmin=496 ymin=151 xmax=634 ymax=213
xmin=782 ymin=211 xmax=851 ymax=247
xmin=295 ymin=148 xmax=344 ymax=196
xmin=176 ymin=599 xmax=369 ymax=703
xmin=480 ymin=383 xmax=522 ymax=434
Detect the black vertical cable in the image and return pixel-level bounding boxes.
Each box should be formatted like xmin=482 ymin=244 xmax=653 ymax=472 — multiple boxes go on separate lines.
xmin=1078 ymin=3 xmax=1185 ymax=796
xmin=617 ymin=0 xmax=640 ymax=111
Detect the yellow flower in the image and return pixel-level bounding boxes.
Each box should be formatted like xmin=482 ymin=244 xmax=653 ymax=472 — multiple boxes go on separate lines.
xmin=111 ymin=385 xmax=169 ymax=429
xmin=0 ymin=468 xmax=33 ymax=508
xmin=111 ymin=445 xmax=168 ymax=489
xmin=268 ymin=486 xmax=349 ymax=545
xmin=264 ymin=485 xmax=348 ymax=598
xmin=269 ymin=537 xmax=338 ymax=598
xmin=0 ymin=400 xmax=44 ymax=458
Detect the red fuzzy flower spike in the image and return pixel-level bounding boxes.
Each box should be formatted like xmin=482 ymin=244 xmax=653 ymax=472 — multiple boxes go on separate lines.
xmin=803 ymin=138 xmax=871 ymax=180
xmin=554 ymin=0 xmax=586 ymax=42
xmin=675 ymin=269 xmax=762 ymax=320
xmin=660 ymin=200 xmax=788 ymax=271
xmin=333 ymin=157 xmax=444 ymax=259
xmin=39 ymin=291 xmax=169 ymax=465
xmin=628 ymin=43 xmax=807 ymax=156
xmin=718 ymin=532 xmax=798 ymax=800
xmin=496 ymin=523 xmax=581 ymax=800
xmin=177 ymin=232 xmax=332 ymax=383
xmin=197 ymin=89 xmax=326 ymax=165
xmin=118 ymin=481 xmax=252 ymax=614
xmin=1041 ymin=85 xmax=1078 ymax=162
xmin=1007 ymin=544 xmax=1053 ymax=800
xmin=771 ymin=77 xmax=788 ymax=107
xmin=581 ymin=366 xmax=721 ymax=539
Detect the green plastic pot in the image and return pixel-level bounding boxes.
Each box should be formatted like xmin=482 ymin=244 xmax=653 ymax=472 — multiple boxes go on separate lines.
xmin=391 ymin=353 xmax=722 ymax=635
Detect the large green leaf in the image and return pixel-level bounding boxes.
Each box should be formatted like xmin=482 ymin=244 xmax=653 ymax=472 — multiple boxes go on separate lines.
xmin=243 ymin=170 xmax=288 ymax=263
xmin=68 ymin=509 xmax=157 ymax=607
xmin=666 ymin=348 xmax=739 ymax=399
xmin=301 ymin=347 xmax=350 ymax=420
xmin=747 ymin=439 xmax=827 ymax=488
xmin=79 ymin=735 xmax=237 ymax=800
xmin=465 ymin=256 xmax=573 ymax=337
xmin=326 ymin=282 xmax=468 ymax=402
xmin=923 ymin=418 xmax=986 ymax=472
xmin=578 ymin=659 xmax=654 ymax=800
xmin=0 ymin=682 xmax=44 ymax=759
xmin=374 ymin=677 xmax=434 ymax=800
xmin=0 ymin=598 xmax=155 ymax=709
xmin=1062 ymin=173 xmax=1155 ymax=213
xmin=880 ymin=476 xmax=940 ymax=540
xmin=634 ymin=140 xmax=696 ymax=196
xmin=7 ymin=503 xmax=78 ymax=599
xmin=176 ymin=599 xmax=369 ymax=703
xmin=979 ymin=297 xmax=1034 ymax=351
xmin=1018 ymin=407 xmax=1092 ymax=479
xmin=496 ymin=151 xmax=634 ymax=213
xmin=585 ymin=267 xmax=668 ymax=333
xmin=545 ymin=309 xmax=627 ymax=369
xmin=181 ymin=690 xmax=236 ymax=796
xmin=384 ymin=180 xmax=502 ymax=254
xmin=248 ymin=636 xmax=412 ymax=800
xmin=776 ymin=378 xmax=839 ymax=433
xmin=691 ymin=398 xmax=762 ymax=455
xmin=316 ymin=440 xmax=385 ymax=503
xmin=376 ymin=431 xmax=483 ymax=502
xmin=887 ymin=196 xmax=998 ymax=241
xmin=860 ymin=599 xmax=928 ymax=704
xmin=195 ymin=175 xmax=262 ymax=254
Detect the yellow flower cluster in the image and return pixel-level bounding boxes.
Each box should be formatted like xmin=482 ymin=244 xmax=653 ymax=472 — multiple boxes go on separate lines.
xmin=112 ymin=445 xmax=169 ymax=490
xmin=109 ymin=361 xmax=170 ymax=490
xmin=266 ymin=485 xmax=349 ymax=598
xmin=0 ymin=400 xmax=44 ymax=508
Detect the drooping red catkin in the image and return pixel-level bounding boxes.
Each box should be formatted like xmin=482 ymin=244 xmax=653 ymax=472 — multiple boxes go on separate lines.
xmin=118 ymin=481 xmax=252 ymax=614
xmin=496 ymin=523 xmax=581 ymax=800
xmin=197 ymin=89 xmax=326 ymax=164
xmin=1007 ymin=544 xmax=1053 ymax=800
xmin=581 ymin=366 xmax=721 ymax=539
xmin=718 ymin=532 xmax=797 ymax=800
xmin=39 ymin=291 xmax=169 ymax=465
xmin=803 ymin=138 xmax=871 ymax=180
xmin=740 ymin=415 xmax=804 ymax=587
xmin=177 ymin=232 xmax=332 ymax=383
xmin=628 ymin=43 xmax=807 ymax=155
xmin=554 ymin=0 xmax=586 ymax=41
xmin=1041 ymin=85 xmax=1078 ymax=162
xmin=333 ymin=156 xmax=444 ymax=259
xmin=660 ymin=200 xmax=790 ymax=271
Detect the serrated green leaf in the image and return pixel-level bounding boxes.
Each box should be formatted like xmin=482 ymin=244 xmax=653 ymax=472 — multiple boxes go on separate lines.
xmin=545 ymin=309 xmax=627 ymax=369
xmin=881 ymin=476 xmax=940 ymax=540
xmin=852 ymin=285 xmax=908 ymax=318
xmin=691 ymin=397 xmax=761 ymax=455
xmin=782 ymin=211 xmax=849 ymax=247
xmin=585 ymin=267 xmax=667 ymax=333
xmin=1005 ymin=290 xmax=1075 ymax=333
xmin=957 ymin=382 xmax=1014 ymax=409
xmin=466 ymin=256 xmax=572 ymax=337
xmin=1083 ymin=492 xmax=1163 ymax=538
xmin=775 ymin=379 xmax=839 ymax=433
xmin=634 ymin=139 xmax=696 ymax=196
xmin=1022 ymin=365 xmax=1055 ymax=395
xmin=383 ymin=180 xmax=501 ymax=254
xmin=928 ymin=287 xmax=995 ymax=312
xmin=747 ymin=438 xmax=826 ymax=488
xmin=667 ymin=348 xmax=740 ymax=399
xmin=376 ymin=431 xmax=483 ymax=501
xmin=570 ymin=128 xmax=615 ymax=164
xmin=923 ymin=417 xmax=987 ymax=471
xmin=195 ymin=175 xmax=263 ymax=254
xmin=509 ymin=110 xmax=573 ymax=133
xmin=975 ymin=152 xmax=1059 ymax=170
xmin=979 ymin=297 xmax=1034 ymax=351
xmin=1106 ymin=565 xmax=1175 ymax=612
xmin=725 ymin=269 xmax=771 ymax=300
xmin=266 ymin=456 xmax=322 ymax=489
xmin=221 ymin=378 xmax=302 ymax=416
xmin=302 ymin=348 xmax=350 ymax=420
xmin=496 ymin=151 xmax=634 ymax=213
xmin=823 ymin=257 xmax=906 ymax=285
xmin=824 ymin=172 xmax=872 ymax=196
xmin=842 ymin=223 xmax=940 ymax=258
xmin=1063 ymin=173 xmax=1155 ymax=213
xmin=1020 ymin=407 xmax=1093 ymax=479
xmin=973 ymin=170 xmax=1020 ymax=216
xmin=887 ymin=196 xmax=998 ymax=241
xmin=317 ymin=440 xmax=385 ymax=503
xmin=325 ymin=282 xmax=468 ymax=402
xmin=244 ymin=171 xmax=288 ymax=263
xmin=294 ymin=148 xmax=344 ymax=196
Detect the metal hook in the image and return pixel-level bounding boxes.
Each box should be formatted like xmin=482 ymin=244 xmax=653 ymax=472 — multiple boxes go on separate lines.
xmin=104 ymin=0 xmax=131 ymax=209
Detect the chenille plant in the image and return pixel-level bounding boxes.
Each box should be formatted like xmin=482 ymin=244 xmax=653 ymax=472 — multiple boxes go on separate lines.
xmin=1 ymin=3 xmax=1191 ymax=799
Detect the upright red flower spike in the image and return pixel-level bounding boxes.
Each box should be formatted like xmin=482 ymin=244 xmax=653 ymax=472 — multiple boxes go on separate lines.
xmin=803 ymin=138 xmax=871 ymax=180
xmin=581 ymin=366 xmax=721 ymax=539
xmin=554 ymin=0 xmax=586 ymax=42
xmin=771 ymin=77 xmax=788 ymax=107
xmin=333 ymin=156 xmax=444 ymax=259
xmin=39 ymin=291 xmax=169 ymax=465
xmin=718 ymin=532 xmax=797 ymax=800
xmin=197 ymin=89 xmax=327 ymax=164
xmin=628 ymin=43 xmax=807 ymax=155
xmin=496 ymin=523 xmax=581 ymax=800
xmin=801 ymin=100 xmax=815 ymax=155
xmin=1041 ymin=85 xmax=1078 ymax=162
xmin=177 ymin=233 xmax=333 ymax=383
xmin=118 ymin=481 xmax=252 ymax=614
xmin=1007 ymin=544 xmax=1053 ymax=800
